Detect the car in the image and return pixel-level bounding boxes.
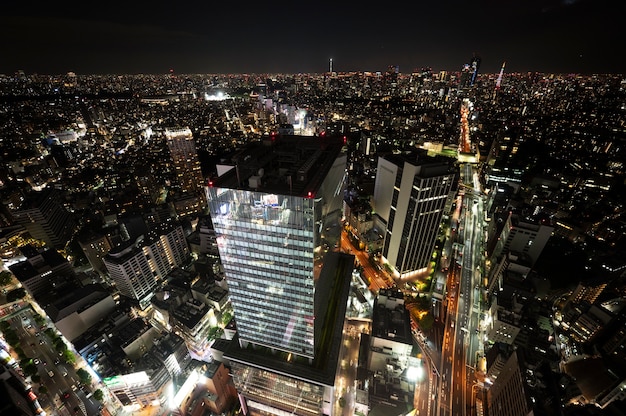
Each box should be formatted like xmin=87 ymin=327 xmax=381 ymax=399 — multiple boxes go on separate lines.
xmin=62 ymin=392 xmax=70 ymax=400
xmin=33 ymin=358 xmax=40 ymax=365
xmin=39 ymin=340 xmax=45 ymax=345
xmin=48 ymin=370 xmax=54 ymax=377
xmin=54 ymin=359 xmax=60 ymax=365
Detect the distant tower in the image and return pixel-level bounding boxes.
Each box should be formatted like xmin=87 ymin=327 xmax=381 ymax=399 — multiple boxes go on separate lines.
xmin=493 ymin=62 xmax=506 ymax=103
xmin=329 ymin=58 xmax=333 ymax=73
xmin=459 ymin=63 xmax=472 ymax=89
xmin=495 ymin=61 xmax=506 ymax=89
xmin=470 ymin=53 xmax=481 ymax=86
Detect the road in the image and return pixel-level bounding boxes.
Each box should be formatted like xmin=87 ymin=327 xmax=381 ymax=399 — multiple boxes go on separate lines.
xmin=333 ymin=320 xmax=371 ymax=416
xmin=437 ymin=163 xmax=486 ymax=416
xmin=1 ymin=302 xmax=102 ymax=416
xmin=340 ymin=232 xmax=392 ymax=292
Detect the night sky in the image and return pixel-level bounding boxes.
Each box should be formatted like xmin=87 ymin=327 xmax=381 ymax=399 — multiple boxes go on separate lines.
xmin=2 ymin=0 xmax=624 ymax=75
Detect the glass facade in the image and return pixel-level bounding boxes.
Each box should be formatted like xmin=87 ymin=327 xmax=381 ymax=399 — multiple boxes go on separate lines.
xmin=230 ymin=362 xmax=324 ymax=416
xmin=398 ymin=175 xmax=453 ymax=274
xmin=207 ymin=189 xmax=318 ymax=357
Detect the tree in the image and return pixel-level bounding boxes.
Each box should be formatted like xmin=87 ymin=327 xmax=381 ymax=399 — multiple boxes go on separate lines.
xmin=39 ymin=386 xmax=48 ymax=395
xmin=76 ymin=368 xmax=92 ymax=385
xmin=22 ymin=361 xmax=37 ymax=377
xmin=3 ymin=329 xmax=19 ymax=346
xmin=6 ymin=288 xmax=27 ymax=302
xmin=33 ymin=314 xmax=46 ymax=326
xmin=419 ymin=313 xmax=435 ymax=331
xmin=54 ymin=338 xmax=66 ymax=353
xmin=416 ymin=295 xmax=431 ymax=311
xmin=338 ymin=397 xmax=346 ymax=408
xmin=221 ymin=311 xmax=233 ymax=326
xmin=63 ymin=350 xmax=75 ymax=364
xmin=207 ymin=326 xmax=222 ymax=340
xmin=14 ymin=347 xmax=26 ymax=360
xmin=93 ymin=389 xmax=104 ymax=402
xmin=0 ymin=270 xmax=12 ymax=286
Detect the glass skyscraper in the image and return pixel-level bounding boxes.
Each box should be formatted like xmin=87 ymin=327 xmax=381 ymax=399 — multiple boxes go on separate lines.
xmin=206 ymin=135 xmax=346 ymax=359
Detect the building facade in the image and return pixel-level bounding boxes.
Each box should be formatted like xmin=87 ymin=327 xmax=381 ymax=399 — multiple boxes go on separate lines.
xmin=165 ymin=127 xmax=205 ymax=195
xmin=205 ymin=135 xmax=350 ymax=416
xmin=9 ymin=188 xmax=76 ymax=249
xmin=103 ymin=220 xmax=189 ymax=308
xmin=491 ymin=213 xmax=553 ymax=267
xmin=205 ymin=135 xmax=346 ymax=359
xmin=373 ymin=152 xmax=456 ymax=278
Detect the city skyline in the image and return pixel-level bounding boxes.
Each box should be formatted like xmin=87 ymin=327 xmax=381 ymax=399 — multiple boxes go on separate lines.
xmin=1 ymin=61 xmax=626 ymax=415
xmin=2 ymin=0 xmax=625 ymax=75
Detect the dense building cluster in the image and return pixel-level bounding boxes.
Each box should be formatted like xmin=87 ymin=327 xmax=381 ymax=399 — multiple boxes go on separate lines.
xmin=0 ymin=68 xmax=625 ymax=416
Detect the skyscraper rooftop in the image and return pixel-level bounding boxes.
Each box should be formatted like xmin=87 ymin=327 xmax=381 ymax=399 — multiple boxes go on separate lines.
xmin=210 ymin=134 xmax=346 ymax=198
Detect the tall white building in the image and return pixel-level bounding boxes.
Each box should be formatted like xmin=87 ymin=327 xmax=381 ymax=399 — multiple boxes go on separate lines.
xmin=103 ymin=220 xmax=189 ymax=308
xmin=373 ymin=152 xmax=457 ymax=278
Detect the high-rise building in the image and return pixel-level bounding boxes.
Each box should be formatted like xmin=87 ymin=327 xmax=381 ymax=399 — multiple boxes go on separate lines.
xmin=103 ymin=220 xmax=189 ymax=308
xmin=205 ymin=134 xmax=351 ymax=415
xmin=8 ymin=188 xmax=76 ymax=249
xmin=77 ymin=229 xmax=113 ymax=274
xmin=8 ymin=245 xmax=75 ymax=301
xmin=490 ymin=213 xmax=553 ymax=267
xmin=484 ymin=348 xmax=531 ymax=416
xmin=373 ymin=151 xmax=457 ymax=278
xmin=206 ymin=135 xmax=346 ymax=358
xmin=165 ymin=127 xmax=205 ymax=195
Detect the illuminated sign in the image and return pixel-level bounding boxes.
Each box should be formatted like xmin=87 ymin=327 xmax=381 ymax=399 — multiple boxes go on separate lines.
xmin=104 ymin=372 xmax=150 ymax=389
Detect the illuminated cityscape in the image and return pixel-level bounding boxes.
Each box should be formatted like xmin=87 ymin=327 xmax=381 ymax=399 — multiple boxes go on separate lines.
xmin=0 ymin=63 xmax=625 ymax=416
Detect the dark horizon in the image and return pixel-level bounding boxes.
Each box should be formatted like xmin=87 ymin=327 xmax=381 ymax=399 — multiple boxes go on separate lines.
xmin=2 ymin=0 xmax=625 ymax=76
